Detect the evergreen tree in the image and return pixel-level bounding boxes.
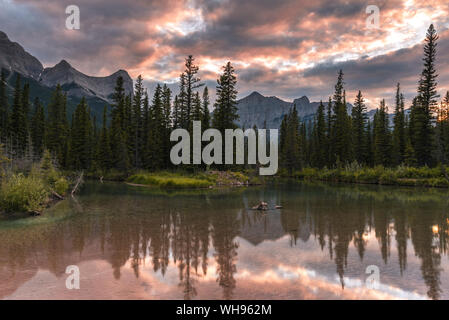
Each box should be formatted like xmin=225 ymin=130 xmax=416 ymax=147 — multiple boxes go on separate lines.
xmin=392 ymin=83 xmax=406 ymax=165
xmin=145 ymin=84 xmax=164 ymax=170
xmin=131 ymin=75 xmax=144 ymax=168
xmin=312 ymin=101 xmax=326 ymax=168
xmin=46 ymin=84 xmax=69 ymax=167
xmin=283 ymin=106 xmax=300 ymax=174
xmin=97 ymin=106 xmax=112 ymax=170
xmin=212 ymin=62 xmax=239 ymax=132
xmin=172 ymin=95 xmax=181 ymax=129
xmin=184 ymin=55 xmax=203 ymax=126
xmin=161 ymin=85 xmax=172 ymax=167
xmin=366 ymin=120 xmax=374 ymax=166
xmin=202 ymin=86 xmax=211 ymax=130
xmin=331 ymin=71 xmax=352 ymax=164
xmin=439 ymin=91 xmax=449 ymax=163
xmin=326 ymin=96 xmax=332 ymax=166
xmin=71 ymin=97 xmax=93 ymax=169
xmin=410 ymin=96 xmax=432 ymax=166
xmin=373 ymin=99 xmax=391 ymax=166
xmin=192 ymin=91 xmax=202 ymax=121
xmin=418 ymin=24 xmax=439 ymax=115
xmin=10 ymin=75 xmax=28 ymax=155
xmin=31 ymin=97 xmax=45 ymax=157
xmin=410 ymin=24 xmax=439 ymax=166
xmin=110 ymin=76 xmax=129 ymax=171
xmin=0 ymin=69 xmax=9 ymax=140
xmin=352 ymin=90 xmax=367 ymax=164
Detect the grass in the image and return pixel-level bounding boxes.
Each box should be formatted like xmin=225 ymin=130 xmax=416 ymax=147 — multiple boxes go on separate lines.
xmin=127 ymin=171 xmax=215 ymax=189
xmin=127 ymin=170 xmax=253 ymax=189
xmin=286 ymin=164 xmax=449 ymax=188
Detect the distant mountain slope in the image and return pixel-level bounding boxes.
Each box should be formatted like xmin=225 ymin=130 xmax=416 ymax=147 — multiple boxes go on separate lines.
xmin=40 ymin=60 xmax=133 ymax=103
xmin=0 ymin=31 xmax=43 ymax=80
xmin=237 ymin=92 xmax=353 ymax=129
xmin=0 ymin=30 xmax=133 ymax=122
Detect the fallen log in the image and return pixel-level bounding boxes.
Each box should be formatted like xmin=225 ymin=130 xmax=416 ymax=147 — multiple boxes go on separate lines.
xmin=50 ymin=189 xmax=64 ymax=200
xmin=71 ymin=171 xmax=84 ymax=196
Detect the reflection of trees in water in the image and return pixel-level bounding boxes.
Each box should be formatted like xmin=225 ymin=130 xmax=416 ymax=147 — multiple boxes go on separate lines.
xmin=278 ymin=184 xmax=449 ymax=299
xmin=1 ymin=184 xmax=449 ymax=300
xmin=212 ymin=209 xmax=239 ymax=300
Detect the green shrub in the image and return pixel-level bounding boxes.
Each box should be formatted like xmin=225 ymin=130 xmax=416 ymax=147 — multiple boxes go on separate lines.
xmin=0 ymin=173 xmax=49 ymax=213
xmin=54 ymin=177 xmax=69 ymax=196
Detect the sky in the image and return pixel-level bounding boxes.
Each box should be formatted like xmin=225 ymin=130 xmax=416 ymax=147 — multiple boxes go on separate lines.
xmin=1 ymin=0 xmax=449 ymax=109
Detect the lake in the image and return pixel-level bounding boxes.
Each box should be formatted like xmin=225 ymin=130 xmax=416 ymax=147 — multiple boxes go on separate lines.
xmin=1 ymin=181 xmax=448 ymax=300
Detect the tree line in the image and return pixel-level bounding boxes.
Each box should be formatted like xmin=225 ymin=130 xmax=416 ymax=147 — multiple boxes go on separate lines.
xmin=0 ymin=56 xmax=239 ymax=173
xmin=280 ymin=24 xmax=449 ymax=173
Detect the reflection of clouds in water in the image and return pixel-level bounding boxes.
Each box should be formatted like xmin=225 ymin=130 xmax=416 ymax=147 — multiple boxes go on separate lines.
xmin=1 ymin=182 xmax=449 ymax=299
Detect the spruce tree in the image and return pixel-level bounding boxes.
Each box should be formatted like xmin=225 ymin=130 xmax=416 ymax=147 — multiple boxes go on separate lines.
xmin=131 ymin=75 xmax=144 ymax=168
xmin=183 ymin=55 xmax=203 ymax=126
xmin=0 ymin=69 xmax=9 ymax=140
xmin=366 ymin=120 xmax=374 ymax=166
xmin=373 ymin=99 xmax=391 ymax=166
xmin=97 ymin=106 xmax=112 ymax=170
xmin=71 ymin=97 xmax=93 ymax=169
xmin=46 ymin=84 xmax=69 ymax=167
xmin=110 ymin=76 xmax=129 ymax=171
xmin=411 ymin=24 xmax=439 ymax=166
xmin=392 ymin=83 xmax=406 ymax=165
xmin=331 ymin=70 xmax=352 ymax=164
xmin=418 ymin=24 xmax=439 ymax=115
xmin=212 ymin=62 xmax=239 ymax=132
xmin=283 ymin=106 xmax=300 ymax=174
xmin=145 ymin=84 xmax=164 ymax=170
xmin=31 ymin=97 xmax=45 ymax=158
xmin=313 ymin=101 xmax=326 ymax=168
xmin=352 ymin=90 xmax=367 ymax=164
xmin=10 ymin=75 xmax=27 ymax=155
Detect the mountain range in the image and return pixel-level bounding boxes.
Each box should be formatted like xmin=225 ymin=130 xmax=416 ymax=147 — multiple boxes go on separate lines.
xmin=0 ymin=30 xmax=133 ymax=122
xmin=236 ymin=91 xmax=356 ymax=129
xmin=1 ymin=30 xmax=396 ymax=129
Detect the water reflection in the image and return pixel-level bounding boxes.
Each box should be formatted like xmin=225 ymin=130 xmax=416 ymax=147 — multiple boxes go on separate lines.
xmin=0 ymin=181 xmax=448 ymax=300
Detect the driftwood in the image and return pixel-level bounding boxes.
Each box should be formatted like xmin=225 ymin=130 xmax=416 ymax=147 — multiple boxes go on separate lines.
xmin=71 ymin=171 xmax=84 ymax=196
xmin=51 ymin=189 xmax=64 ymax=200
xmin=252 ymin=201 xmax=268 ymax=211
xmin=100 ymin=176 xmax=104 ymax=183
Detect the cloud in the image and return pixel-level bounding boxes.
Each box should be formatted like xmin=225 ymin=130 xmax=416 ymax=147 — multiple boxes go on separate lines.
xmin=1 ymin=0 xmax=449 ymax=108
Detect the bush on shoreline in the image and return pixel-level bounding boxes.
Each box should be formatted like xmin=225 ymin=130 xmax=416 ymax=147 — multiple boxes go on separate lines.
xmin=286 ymin=164 xmax=449 ymax=188
xmin=0 ymin=150 xmax=70 ymax=214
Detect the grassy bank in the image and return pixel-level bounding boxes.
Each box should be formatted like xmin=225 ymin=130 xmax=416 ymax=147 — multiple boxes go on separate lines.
xmin=285 ymin=164 xmax=449 ymax=188
xmin=0 ymin=151 xmax=70 ymax=215
xmin=127 ymin=170 xmax=254 ymax=189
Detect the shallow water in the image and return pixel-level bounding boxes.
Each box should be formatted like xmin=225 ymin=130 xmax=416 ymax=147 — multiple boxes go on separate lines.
xmin=1 ymin=181 xmax=448 ymax=300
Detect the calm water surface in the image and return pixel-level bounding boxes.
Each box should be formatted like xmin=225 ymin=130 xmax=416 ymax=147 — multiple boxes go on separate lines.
xmin=1 ymin=181 xmax=449 ymax=300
